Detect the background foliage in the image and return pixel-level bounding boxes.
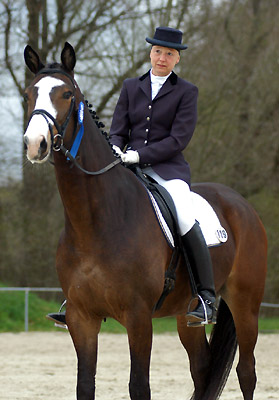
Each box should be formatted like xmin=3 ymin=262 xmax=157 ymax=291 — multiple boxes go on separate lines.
xmin=0 ymin=0 xmax=278 ymax=305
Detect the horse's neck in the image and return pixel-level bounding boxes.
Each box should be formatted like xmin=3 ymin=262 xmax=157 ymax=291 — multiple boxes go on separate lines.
xmin=53 ymin=111 xmax=126 ymax=237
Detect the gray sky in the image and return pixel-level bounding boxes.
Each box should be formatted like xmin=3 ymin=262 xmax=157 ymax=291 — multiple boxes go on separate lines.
xmin=0 ymin=96 xmax=23 ymax=184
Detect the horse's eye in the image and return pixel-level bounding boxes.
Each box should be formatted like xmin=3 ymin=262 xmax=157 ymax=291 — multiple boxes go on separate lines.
xmin=23 ymin=93 xmax=29 ymax=102
xmin=63 ymin=91 xmax=72 ymax=100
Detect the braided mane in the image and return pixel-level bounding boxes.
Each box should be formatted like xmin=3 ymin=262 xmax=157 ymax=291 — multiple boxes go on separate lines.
xmin=85 ymin=100 xmax=120 ymax=159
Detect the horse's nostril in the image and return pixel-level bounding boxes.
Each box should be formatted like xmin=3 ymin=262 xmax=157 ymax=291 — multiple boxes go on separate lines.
xmin=40 ymin=137 xmax=47 ymax=152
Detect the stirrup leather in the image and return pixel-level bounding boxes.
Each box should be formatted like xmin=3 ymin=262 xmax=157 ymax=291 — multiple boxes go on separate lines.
xmin=59 ymin=299 xmax=67 ymax=312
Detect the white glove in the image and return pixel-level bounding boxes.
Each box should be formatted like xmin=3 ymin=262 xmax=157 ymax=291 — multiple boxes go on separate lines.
xmin=121 ymin=150 xmax=140 ymax=165
xmin=112 ymin=145 xmax=123 ymax=156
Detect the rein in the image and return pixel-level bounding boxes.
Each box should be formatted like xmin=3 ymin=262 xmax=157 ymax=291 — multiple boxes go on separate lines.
xmin=28 ymin=68 xmax=121 ymax=176
xmin=61 ymin=147 xmax=121 ymax=175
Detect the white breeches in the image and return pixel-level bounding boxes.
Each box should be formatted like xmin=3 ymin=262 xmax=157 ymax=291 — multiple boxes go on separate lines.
xmin=143 ymin=167 xmax=195 ymax=236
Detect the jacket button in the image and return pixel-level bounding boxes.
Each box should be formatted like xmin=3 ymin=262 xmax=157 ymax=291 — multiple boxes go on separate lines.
xmin=148 ymin=105 xmax=152 ymax=109
xmin=146 ymin=128 xmax=149 ymax=132
xmin=146 ymin=117 xmax=150 ymax=121
xmin=144 ymin=140 xmax=147 ymax=144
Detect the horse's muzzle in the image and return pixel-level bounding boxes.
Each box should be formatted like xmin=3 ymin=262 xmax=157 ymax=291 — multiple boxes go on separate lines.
xmin=24 ymin=133 xmax=50 ymax=163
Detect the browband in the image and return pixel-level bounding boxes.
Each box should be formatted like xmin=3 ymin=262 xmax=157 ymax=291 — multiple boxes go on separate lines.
xmin=35 ymin=68 xmax=76 ymax=88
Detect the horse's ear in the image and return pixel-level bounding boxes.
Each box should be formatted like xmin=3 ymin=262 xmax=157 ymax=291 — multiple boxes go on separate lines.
xmin=61 ymin=42 xmax=76 ymax=72
xmin=24 ymin=45 xmax=45 ymax=74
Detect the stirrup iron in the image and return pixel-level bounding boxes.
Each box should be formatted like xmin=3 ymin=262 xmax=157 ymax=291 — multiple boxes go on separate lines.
xmin=187 ymin=294 xmax=217 ymax=327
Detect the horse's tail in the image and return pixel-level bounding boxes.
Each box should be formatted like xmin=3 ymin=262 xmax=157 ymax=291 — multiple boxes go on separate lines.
xmin=191 ymin=298 xmax=237 ymax=400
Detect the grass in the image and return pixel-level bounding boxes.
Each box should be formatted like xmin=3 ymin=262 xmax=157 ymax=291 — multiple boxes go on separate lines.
xmin=0 ymin=285 xmax=63 ymax=332
xmin=101 ymin=316 xmax=279 ymax=334
xmin=258 ymin=317 xmax=279 ymax=333
xmin=0 ymin=284 xmax=279 ymax=333
xmin=100 ymin=317 xmax=178 ymax=334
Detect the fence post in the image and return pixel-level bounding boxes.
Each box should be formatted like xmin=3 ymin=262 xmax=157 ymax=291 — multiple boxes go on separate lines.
xmin=25 ymin=289 xmax=29 ymax=332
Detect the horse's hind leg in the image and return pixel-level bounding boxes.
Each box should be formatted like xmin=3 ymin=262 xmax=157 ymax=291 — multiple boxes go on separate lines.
xmin=225 ymin=202 xmax=267 ymax=400
xmin=236 ymin=321 xmax=257 ymax=400
xmin=228 ymin=293 xmax=261 ymax=400
xmin=126 ymin=312 xmax=153 ymax=400
xmin=226 ymin=257 xmax=266 ymax=400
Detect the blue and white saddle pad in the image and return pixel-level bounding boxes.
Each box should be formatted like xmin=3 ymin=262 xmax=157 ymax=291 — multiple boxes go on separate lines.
xmin=147 ymin=190 xmax=228 ymax=248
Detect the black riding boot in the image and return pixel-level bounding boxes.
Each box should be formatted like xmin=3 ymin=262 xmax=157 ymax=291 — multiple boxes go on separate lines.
xmin=46 ymin=311 xmax=66 ymax=325
xmin=46 ymin=300 xmax=67 ymax=326
xmin=181 ymin=222 xmax=216 ymax=326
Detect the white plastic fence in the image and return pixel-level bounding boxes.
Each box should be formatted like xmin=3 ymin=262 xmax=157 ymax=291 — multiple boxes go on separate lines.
xmin=0 ymin=287 xmax=278 ymax=332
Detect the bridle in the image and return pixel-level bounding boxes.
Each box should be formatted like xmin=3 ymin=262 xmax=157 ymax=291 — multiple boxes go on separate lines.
xmin=27 ymin=68 xmax=121 ymax=175
xmin=29 ymin=97 xmax=75 ymax=152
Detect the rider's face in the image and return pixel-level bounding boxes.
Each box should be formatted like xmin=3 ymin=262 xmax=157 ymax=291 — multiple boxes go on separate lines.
xmin=150 ymin=46 xmax=180 ymax=76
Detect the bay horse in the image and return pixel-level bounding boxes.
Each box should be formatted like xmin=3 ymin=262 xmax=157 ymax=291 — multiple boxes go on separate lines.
xmin=23 ymin=42 xmax=267 ymax=400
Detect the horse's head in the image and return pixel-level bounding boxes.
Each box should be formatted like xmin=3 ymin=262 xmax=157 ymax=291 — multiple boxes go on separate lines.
xmin=23 ymin=42 xmax=77 ymax=163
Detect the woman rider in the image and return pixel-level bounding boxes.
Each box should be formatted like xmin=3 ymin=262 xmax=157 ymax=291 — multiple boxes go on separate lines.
xmin=109 ymin=27 xmax=216 ymax=326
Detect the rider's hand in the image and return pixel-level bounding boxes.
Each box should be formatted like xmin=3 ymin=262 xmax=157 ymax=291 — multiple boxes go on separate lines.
xmin=121 ymin=150 xmax=140 ymax=165
xmin=112 ymin=145 xmax=123 ymax=156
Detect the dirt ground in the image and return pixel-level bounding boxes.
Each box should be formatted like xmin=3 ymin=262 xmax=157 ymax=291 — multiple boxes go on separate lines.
xmin=0 ymin=331 xmax=278 ymax=399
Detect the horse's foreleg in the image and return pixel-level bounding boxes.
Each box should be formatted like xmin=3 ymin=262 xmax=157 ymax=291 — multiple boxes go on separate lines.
xmin=67 ymin=307 xmax=102 ymax=400
xmin=177 ymin=315 xmax=210 ymax=399
xmin=126 ymin=313 xmax=153 ymax=400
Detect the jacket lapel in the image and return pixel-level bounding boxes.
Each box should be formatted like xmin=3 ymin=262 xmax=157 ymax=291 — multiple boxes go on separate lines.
xmin=139 ymin=71 xmax=151 ymax=99
xmin=154 ymin=72 xmax=178 ymax=101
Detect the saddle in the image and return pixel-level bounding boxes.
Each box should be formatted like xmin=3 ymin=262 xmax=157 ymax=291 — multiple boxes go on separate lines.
xmin=128 ymin=166 xmax=228 ymax=311
xmin=131 ymin=166 xmax=228 ymax=249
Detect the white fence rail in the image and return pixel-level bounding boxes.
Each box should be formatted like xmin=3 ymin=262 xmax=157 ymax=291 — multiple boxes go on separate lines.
xmin=0 ymin=287 xmax=279 ymax=332
xmin=261 ymin=302 xmax=279 ymax=309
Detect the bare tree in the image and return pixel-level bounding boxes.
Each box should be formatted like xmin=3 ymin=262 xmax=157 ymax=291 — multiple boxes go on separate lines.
xmin=0 ymin=0 xmax=204 ymax=286
xmin=2 ymin=0 xmax=277 ymax=301
xmin=178 ymin=0 xmax=279 ymax=193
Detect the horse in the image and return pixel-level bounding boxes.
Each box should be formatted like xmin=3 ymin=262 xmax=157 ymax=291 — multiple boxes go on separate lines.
xmin=23 ymin=42 xmax=267 ymax=400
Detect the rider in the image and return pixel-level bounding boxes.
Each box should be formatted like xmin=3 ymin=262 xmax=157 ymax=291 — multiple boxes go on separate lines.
xmin=48 ymin=27 xmax=216 ymax=327
xmin=110 ymin=26 xmax=216 ymax=326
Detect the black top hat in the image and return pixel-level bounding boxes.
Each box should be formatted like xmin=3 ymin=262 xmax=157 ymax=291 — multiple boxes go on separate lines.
xmin=146 ymin=27 xmax=188 ymax=51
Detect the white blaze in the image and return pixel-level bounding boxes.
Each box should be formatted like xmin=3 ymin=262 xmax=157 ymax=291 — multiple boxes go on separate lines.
xmin=24 ymin=77 xmax=64 ymax=143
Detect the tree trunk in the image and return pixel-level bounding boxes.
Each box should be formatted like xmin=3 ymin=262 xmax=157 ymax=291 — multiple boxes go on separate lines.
xmin=20 ymin=0 xmax=61 ymax=286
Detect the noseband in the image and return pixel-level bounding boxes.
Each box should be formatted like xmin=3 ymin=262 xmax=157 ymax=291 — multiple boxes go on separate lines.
xmin=27 ymin=68 xmax=121 ymax=175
